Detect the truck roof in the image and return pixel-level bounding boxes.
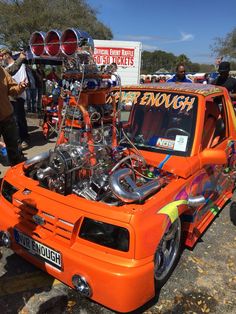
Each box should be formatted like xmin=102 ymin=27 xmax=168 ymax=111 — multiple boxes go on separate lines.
xmin=120 ymin=82 xmax=224 ymax=97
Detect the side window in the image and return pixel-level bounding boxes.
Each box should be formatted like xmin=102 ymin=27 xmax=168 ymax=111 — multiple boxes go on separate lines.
xmin=201 ymin=96 xmax=227 ymax=150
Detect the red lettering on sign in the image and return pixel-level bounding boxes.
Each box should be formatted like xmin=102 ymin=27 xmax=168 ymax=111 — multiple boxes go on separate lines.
xmin=94 ymin=47 xmax=135 ymax=67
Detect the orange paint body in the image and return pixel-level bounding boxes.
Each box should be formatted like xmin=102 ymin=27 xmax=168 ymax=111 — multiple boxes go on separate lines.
xmin=0 ymin=83 xmax=236 ymax=312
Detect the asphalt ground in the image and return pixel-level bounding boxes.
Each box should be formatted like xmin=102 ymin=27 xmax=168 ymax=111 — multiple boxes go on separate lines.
xmin=0 ymin=116 xmax=235 ymax=314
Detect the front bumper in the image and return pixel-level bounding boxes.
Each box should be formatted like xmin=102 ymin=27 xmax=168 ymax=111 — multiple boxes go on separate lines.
xmin=0 ymin=197 xmax=155 ymax=313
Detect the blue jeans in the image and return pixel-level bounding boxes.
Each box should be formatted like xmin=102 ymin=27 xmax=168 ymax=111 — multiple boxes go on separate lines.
xmin=26 ymin=88 xmax=37 ymax=112
xmin=37 ymin=88 xmax=43 ymax=112
xmin=11 ymin=98 xmax=30 ymax=142
xmin=0 ymin=114 xmax=22 ymax=165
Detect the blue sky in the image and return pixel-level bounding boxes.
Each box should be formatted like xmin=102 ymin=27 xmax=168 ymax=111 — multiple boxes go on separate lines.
xmin=87 ymin=0 xmax=236 ymax=64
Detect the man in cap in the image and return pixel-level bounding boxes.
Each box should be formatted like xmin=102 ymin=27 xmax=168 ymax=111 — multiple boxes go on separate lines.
xmin=212 ymin=61 xmax=236 ymax=102
xmin=0 ymin=48 xmax=26 ymax=76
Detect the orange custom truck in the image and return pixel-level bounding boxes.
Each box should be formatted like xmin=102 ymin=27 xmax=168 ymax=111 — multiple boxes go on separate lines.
xmin=1 ymin=29 xmax=236 ymax=313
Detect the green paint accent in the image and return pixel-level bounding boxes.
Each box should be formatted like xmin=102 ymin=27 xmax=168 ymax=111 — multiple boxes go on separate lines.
xmin=223 ymin=167 xmax=230 ymax=174
xmin=158 ymin=200 xmax=188 ymax=223
xmin=147 ymin=171 xmax=155 ymax=178
xmin=210 ymin=206 xmax=220 ymax=216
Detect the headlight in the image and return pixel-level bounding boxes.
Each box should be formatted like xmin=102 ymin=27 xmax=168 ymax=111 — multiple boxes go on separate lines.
xmin=79 ymin=218 xmax=129 ymax=252
xmin=1 ymin=180 xmax=18 ymax=203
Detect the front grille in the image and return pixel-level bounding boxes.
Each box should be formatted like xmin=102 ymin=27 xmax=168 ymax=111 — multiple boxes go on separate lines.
xmin=13 ymin=200 xmax=75 ymax=244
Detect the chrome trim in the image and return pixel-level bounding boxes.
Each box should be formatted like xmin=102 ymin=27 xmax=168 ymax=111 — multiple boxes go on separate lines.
xmin=72 ymin=274 xmax=92 ymax=297
xmin=23 ymin=151 xmax=50 ymax=171
xmin=110 ymin=168 xmax=163 ymax=203
xmin=1 ymin=231 xmax=11 ymax=248
xmin=58 ymin=219 xmax=74 ymax=227
xmin=188 ymin=195 xmax=206 ymax=207
xmin=42 ymin=212 xmax=55 ymax=219
xmin=36 ymin=166 xmax=55 ymax=180
xmin=13 ymin=198 xmax=24 ymax=205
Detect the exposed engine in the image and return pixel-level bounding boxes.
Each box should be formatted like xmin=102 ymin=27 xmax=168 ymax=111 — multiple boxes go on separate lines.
xmin=23 ymin=125 xmax=169 ymax=205
xmin=24 ymin=28 xmax=171 ymax=205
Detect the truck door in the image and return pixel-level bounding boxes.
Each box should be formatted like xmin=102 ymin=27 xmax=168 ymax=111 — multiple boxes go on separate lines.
xmin=195 ymin=95 xmax=235 ymax=220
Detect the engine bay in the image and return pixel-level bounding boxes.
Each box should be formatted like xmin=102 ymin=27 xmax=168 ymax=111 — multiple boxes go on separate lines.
xmin=23 ymin=112 xmax=172 ymax=205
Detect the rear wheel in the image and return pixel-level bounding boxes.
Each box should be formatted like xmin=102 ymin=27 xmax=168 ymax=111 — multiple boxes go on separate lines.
xmin=154 ymin=218 xmax=182 ymax=287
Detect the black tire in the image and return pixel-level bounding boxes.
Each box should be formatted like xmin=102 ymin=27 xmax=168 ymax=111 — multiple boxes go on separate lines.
xmin=154 ymin=218 xmax=182 ymax=288
xmin=230 ymin=202 xmax=236 ymax=226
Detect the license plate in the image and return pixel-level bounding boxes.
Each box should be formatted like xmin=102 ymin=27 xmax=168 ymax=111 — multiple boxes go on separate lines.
xmin=14 ymin=229 xmax=62 ymax=270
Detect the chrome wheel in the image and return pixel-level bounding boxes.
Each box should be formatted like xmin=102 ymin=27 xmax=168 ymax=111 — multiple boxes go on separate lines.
xmin=154 ymin=218 xmax=181 ymax=283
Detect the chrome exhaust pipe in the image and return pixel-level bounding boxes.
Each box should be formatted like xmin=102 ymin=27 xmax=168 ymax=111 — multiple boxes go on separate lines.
xmin=29 ymin=31 xmax=46 ymax=56
xmin=110 ymin=168 xmax=163 ymax=203
xmin=23 ymin=151 xmax=50 ymax=171
xmin=36 ymin=166 xmax=55 ymax=180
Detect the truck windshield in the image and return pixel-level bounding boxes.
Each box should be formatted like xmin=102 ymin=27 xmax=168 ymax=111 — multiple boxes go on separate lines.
xmin=121 ymin=90 xmax=198 ymax=156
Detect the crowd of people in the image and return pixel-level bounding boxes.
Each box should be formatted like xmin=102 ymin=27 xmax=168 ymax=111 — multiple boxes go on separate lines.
xmin=141 ymin=75 xmax=167 ymax=84
xmin=0 ymin=48 xmax=61 ymax=166
xmin=0 ymin=48 xmax=28 ymax=165
xmin=26 ymin=63 xmax=46 ymax=114
xmin=141 ymin=62 xmax=236 ymax=102
xmin=0 ymin=48 xmax=236 ymax=170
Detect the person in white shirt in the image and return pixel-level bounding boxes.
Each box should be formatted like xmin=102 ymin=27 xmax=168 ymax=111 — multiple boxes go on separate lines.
xmin=2 ymin=49 xmax=30 ymax=149
xmin=202 ymin=73 xmax=209 ymax=84
xmin=110 ymin=62 xmax=121 ymax=86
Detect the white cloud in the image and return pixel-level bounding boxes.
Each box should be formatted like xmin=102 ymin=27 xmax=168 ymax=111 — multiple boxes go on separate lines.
xmin=180 ymin=32 xmax=194 ymax=42
xmin=142 ymin=43 xmax=159 ymax=50
xmin=160 ymin=32 xmax=194 ymax=44
xmin=116 ymin=32 xmax=194 ymax=44
xmin=115 ymin=33 xmax=194 ymax=52
xmin=118 ymin=35 xmax=163 ymax=41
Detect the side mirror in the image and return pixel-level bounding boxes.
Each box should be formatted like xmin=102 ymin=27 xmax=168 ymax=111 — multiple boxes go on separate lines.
xmin=200 ymin=148 xmax=227 ymax=166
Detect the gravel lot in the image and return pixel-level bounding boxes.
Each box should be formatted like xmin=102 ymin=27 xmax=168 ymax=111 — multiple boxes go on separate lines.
xmin=0 ymin=117 xmax=235 ymax=314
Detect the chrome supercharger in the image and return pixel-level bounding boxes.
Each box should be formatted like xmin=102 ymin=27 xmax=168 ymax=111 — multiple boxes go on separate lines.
xmin=24 ymin=28 xmax=167 ymax=205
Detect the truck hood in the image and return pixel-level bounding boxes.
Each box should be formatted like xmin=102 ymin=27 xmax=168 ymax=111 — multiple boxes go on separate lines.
xmin=141 ymin=151 xmax=200 ymax=179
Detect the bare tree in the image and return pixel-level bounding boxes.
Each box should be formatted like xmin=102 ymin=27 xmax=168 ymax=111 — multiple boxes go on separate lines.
xmin=211 ymin=27 xmax=236 ymax=60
